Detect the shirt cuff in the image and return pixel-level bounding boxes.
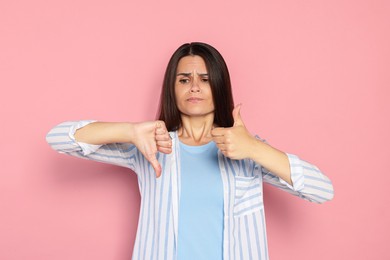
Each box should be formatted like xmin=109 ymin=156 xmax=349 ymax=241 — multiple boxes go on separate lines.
xmin=279 ymin=153 xmax=305 ymax=192
xmin=69 ymin=120 xmax=102 ymax=156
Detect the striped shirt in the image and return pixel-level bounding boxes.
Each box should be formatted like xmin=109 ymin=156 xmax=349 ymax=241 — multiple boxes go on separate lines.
xmin=46 ymin=120 xmax=334 ymax=260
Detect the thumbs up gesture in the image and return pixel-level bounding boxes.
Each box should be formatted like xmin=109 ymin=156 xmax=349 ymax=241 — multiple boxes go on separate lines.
xmin=211 ymin=104 xmax=257 ymax=160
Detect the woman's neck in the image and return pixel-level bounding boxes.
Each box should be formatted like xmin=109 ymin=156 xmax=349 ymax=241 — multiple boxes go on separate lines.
xmin=178 ymin=114 xmax=215 ymax=146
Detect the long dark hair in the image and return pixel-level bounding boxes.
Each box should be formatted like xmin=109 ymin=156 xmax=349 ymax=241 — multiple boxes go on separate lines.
xmin=157 ymin=42 xmax=234 ymax=131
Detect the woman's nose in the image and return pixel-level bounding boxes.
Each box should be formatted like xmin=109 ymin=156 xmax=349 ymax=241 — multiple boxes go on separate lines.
xmin=190 ymin=80 xmax=201 ymax=93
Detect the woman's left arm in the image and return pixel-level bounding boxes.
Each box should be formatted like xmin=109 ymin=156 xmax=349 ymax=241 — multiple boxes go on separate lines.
xmin=212 ymin=105 xmax=334 ymax=203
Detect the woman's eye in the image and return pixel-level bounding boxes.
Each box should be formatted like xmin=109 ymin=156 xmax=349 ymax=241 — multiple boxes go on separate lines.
xmin=179 ymin=78 xmax=190 ymax=84
xmin=201 ymin=78 xmax=209 ymax=83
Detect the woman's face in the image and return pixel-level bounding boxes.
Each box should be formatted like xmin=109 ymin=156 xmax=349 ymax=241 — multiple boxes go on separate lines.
xmin=174 ymin=55 xmax=214 ymax=118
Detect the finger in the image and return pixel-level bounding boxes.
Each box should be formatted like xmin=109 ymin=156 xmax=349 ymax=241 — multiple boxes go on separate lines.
xmin=233 ymin=104 xmax=244 ymax=126
xmin=144 ymin=144 xmax=161 ymax=177
xmin=215 ymin=143 xmax=226 ymax=151
xmin=148 ymin=154 xmax=162 ymax=178
xmin=211 ymin=127 xmax=226 ymax=137
xmin=155 ymin=126 xmax=167 ymax=135
xmin=212 ymin=136 xmax=226 ymax=144
xmin=158 ymin=146 xmax=172 ymax=154
xmin=156 ymin=139 xmax=172 ymax=148
xmin=155 ymin=133 xmax=171 ymax=141
xmin=219 ymin=148 xmax=228 ymax=157
xmin=156 ymin=120 xmax=168 ymax=130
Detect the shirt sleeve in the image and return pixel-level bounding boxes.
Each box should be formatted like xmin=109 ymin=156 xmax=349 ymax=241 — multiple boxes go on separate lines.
xmin=261 ymin=153 xmax=334 ymax=204
xmin=46 ymin=120 xmax=139 ymax=173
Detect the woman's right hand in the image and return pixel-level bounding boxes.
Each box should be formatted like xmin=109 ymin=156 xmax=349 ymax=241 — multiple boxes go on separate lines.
xmin=131 ymin=121 xmax=172 ymax=177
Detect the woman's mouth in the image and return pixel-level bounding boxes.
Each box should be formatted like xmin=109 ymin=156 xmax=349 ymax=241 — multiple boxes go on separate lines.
xmin=187 ymin=97 xmax=203 ymax=103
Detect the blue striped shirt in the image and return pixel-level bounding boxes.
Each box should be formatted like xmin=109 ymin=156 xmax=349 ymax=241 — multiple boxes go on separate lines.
xmin=46 ymin=120 xmax=334 ymax=260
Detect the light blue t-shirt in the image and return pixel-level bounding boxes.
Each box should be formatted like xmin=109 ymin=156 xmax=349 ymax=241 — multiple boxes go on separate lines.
xmin=177 ymin=141 xmax=224 ymax=260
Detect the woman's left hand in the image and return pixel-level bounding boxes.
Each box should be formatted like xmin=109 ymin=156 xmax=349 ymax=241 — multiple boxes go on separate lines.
xmin=211 ymin=104 xmax=258 ymax=160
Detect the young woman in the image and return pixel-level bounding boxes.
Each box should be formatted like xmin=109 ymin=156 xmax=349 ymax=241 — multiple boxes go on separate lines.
xmin=46 ymin=42 xmax=334 ymax=260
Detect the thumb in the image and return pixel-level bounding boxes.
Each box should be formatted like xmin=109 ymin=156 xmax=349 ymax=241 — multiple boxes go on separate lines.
xmin=149 ymin=154 xmax=162 ymax=178
xmin=145 ymin=153 xmax=161 ymax=178
xmin=233 ymin=104 xmax=244 ymax=126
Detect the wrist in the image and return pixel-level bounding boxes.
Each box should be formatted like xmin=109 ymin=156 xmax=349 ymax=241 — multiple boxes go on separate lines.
xmin=125 ymin=122 xmax=136 ymax=143
xmin=248 ymin=138 xmax=268 ymax=162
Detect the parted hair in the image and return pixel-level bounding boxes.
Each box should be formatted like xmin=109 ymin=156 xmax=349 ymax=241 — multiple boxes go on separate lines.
xmin=157 ymin=42 xmax=234 ymax=131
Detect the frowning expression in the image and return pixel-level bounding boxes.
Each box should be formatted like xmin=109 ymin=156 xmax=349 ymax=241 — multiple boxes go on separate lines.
xmin=174 ymin=55 xmax=214 ymax=117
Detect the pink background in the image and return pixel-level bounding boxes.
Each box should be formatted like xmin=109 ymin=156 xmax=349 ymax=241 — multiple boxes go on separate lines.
xmin=1 ymin=0 xmax=389 ymax=259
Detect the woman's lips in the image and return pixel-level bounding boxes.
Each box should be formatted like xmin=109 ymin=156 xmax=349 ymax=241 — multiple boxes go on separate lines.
xmin=187 ymin=97 xmax=203 ymax=103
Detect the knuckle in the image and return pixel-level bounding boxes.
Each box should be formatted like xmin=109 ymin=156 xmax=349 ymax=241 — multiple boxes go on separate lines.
xmin=158 ymin=120 xmax=167 ymax=128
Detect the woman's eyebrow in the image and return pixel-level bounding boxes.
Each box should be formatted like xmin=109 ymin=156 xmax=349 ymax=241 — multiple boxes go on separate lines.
xmin=176 ymin=72 xmax=208 ymax=76
xmin=176 ymin=72 xmax=192 ymax=77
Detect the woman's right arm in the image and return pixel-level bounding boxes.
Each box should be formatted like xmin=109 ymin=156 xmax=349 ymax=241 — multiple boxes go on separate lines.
xmin=74 ymin=121 xmax=135 ymax=145
xmin=46 ymin=120 xmax=172 ymax=177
